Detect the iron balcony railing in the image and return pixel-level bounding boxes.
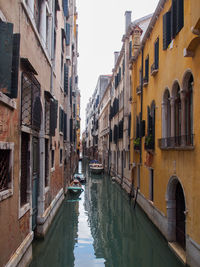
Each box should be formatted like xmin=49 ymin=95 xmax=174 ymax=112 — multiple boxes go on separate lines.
xmin=158 ymin=134 xmax=194 ymax=149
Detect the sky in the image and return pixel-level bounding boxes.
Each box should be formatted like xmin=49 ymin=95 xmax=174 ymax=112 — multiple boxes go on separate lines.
xmin=76 ymin=0 xmax=160 ymax=135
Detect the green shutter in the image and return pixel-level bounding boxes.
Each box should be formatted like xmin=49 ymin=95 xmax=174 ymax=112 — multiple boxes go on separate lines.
xmin=62 ymin=0 xmax=68 ymax=17
xmin=171 ymin=0 xmax=177 ymax=39
xmin=0 ymin=21 xmax=13 ymax=95
xmin=10 ymin=34 xmax=20 ymax=98
xmin=50 ymin=99 xmax=58 ymax=136
xmin=176 ymin=0 xmax=184 ymax=34
xmin=163 ymin=11 xmax=171 ymax=50
xmin=155 ymin=39 xmax=159 ymax=69
xmin=66 ymin=23 xmax=70 ymax=45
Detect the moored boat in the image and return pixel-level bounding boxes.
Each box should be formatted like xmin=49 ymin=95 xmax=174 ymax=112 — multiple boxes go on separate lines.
xmin=90 ymin=163 xmax=104 ymax=174
xmin=73 ymin=173 xmax=86 ymax=183
xmin=68 ymin=179 xmax=84 ymax=195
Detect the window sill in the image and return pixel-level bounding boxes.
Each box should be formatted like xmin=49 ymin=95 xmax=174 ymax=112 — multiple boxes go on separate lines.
xmin=19 ymin=203 xmax=30 ymax=219
xmin=0 ymin=189 xmax=13 ymax=202
xmin=0 ymin=92 xmax=16 ymax=109
xmin=151 ymin=69 xmax=158 ymax=76
xmin=51 ymin=167 xmax=55 ymax=172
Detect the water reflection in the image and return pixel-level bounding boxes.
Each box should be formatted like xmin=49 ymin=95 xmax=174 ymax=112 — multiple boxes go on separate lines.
xmin=30 ymin=160 xmax=183 ymax=267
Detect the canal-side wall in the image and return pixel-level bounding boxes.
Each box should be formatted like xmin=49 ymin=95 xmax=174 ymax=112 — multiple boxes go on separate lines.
xmin=36 ymin=189 xmax=64 ymax=238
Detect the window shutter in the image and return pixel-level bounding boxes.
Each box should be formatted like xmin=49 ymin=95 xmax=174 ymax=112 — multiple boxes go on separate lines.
xmin=140 ymin=120 xmax=145 ymax=137
xmin=0 ymin=21 xmax=13 ymax=95
xmin=129 ymin=40 xmax=132 ymax=59
xmin=171 ymin=0 xmax=177 ymax=39
xmin=109 ymin=129 xmax=112 ymax=142
xmin=50 ymin=99 xmax=58 ymax=136
xmin=66 ymin=23 xmax=70 ymax=45
xmin=62 ymin=0 xmax=68 ymax=17
xmin=145 ymin=56 xmax=149 ymax=81
xmin=163 ymin=11 xmax=171 ymax=50
xmin=10 ymin=34 xmax=20 ymax=98
xmin=64 ymin=64 xmax=68 ymax=94
xmin=70 ymin=118 xmax=73 ymax=142
xmin=70 ymin=77 xmax=72 ymax=104
xmin=64 ymin=112 xmax=67 ymax=140
xmin=128 ymin=113 xmax=131 ymax=137
xmin=176 ymin=0 xmax=184 ymax=34
xmin=154 ymin=39 xmax=159 ymax=69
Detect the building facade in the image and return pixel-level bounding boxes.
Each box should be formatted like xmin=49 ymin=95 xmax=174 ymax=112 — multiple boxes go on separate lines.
xmin=129 ymin=0 xmax=200 ymax=266
xmin=0 ymin=0 xmax=79 ymax=266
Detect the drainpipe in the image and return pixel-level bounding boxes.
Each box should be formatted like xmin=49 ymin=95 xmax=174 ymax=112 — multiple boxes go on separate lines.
xmin=140 ymin=48 xmax=144 ymax=164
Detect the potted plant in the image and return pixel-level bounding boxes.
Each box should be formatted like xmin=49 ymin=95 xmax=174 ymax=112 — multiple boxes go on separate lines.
xmin=145 ymin=134 xmax=154 ymax=150
xmin=134 ymin=137 xmax=140 ymax=150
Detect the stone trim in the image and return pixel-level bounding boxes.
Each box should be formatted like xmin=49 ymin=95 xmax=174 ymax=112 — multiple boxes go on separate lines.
xmin=36 ymin=188 xmax=64 ymax=237
xmin=186 ymin=236 xmax=200 ymax=267
xmin=5 ymin=231 xmax=33 ymax=267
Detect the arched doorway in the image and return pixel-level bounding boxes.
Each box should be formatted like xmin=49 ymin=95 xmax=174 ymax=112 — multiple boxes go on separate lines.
xmin=166 ymin=177 xmax=186 ymax=249
xmin=176 ymin=182 xmax=186 ymax=248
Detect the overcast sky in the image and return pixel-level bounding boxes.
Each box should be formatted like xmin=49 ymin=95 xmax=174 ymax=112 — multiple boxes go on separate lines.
xmin=76 ymin=0 xmax=159 ymax=135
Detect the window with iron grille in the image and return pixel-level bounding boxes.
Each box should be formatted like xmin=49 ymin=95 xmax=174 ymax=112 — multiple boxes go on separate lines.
xmin=0 ymin=142 xmax=14 ymax=196
xmin=45 ymin=97 xmax=50 ymax=135
xmin=21 ymin=73 xmax=42 ymax=132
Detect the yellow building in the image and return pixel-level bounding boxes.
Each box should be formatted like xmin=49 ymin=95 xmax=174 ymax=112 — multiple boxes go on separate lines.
xmin=130 ymin=0 xmax=200 ymax=266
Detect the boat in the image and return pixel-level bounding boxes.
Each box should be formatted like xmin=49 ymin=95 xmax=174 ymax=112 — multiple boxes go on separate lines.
xmin=73 ymin=173 xmax=86 ymax=183
xmin=90 ymin=163 xmax=104 ymax=174
xmin=89 ymin=159 xmax=99 ymax=168
xmin=68 ymin=179 xmax=84 ymax=195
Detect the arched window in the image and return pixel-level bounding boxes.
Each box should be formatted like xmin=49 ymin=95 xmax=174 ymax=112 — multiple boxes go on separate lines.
xmin=185 ymin=75 xmax=193 ymax=144
xmin=174 ymin=84 xmax=181 ymax=144
xmin=162 ymin=89 xmax=171 ymax=138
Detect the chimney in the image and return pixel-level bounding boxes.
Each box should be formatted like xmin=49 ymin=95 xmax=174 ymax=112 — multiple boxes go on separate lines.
xmin=114 ymin=51 xmax=120 ymax=66
xmin=125 ymin=11 xmax=132 ymax=33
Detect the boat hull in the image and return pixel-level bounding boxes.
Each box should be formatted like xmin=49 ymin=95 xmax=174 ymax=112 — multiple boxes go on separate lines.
xmin=90 ymin=167 xmax=104 ymax=174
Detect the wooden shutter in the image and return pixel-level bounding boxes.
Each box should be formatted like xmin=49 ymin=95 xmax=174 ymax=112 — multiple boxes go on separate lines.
xmin=129 ymin=40 xmax=132 ymax=59
xmin=11 ymin=34 xmax=20 ymax=98
xmin=176 ymin=0 xmax=184 ymax=34
xmin=163 ymin=11 xmax=171 ymax=50
xmin=64 ymin=64 xmax=68 ymax=94
xmin=50 ymin=99 xmax=58 ymax=136
xmin=154 ymin=39 xmax=159 ymax=69
xmin=128 ymin=113 xmax=131 ymax=137
xmin=171 ymin=0 xmax=177 ymax=39
xmin=0 ymin=21 xmax=13 ymax=95
xmin=109 ymin=129 xmax=112 ymax=142
xmin=70 ymin=118 xmax=73 ymax=142
xmin=64 ymin=112 xmax=67 ymax=140
xmin=70 ymin=77 xmax=72 ymax=104
xmin=66 ymin=23 xmax=70 ymax=45
xmin=145 ymin=56 xmax=149 ymax=81
xmin=62 ymin=0 xmax=68 ymax=17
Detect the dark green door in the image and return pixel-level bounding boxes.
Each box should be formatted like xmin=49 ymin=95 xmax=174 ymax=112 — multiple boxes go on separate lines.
xmin=32 ymin=137 xmax=39 ymax=231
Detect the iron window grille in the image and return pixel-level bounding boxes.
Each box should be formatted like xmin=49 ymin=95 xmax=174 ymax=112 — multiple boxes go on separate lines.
xmin=21 ymin=73 xmax=42 ymax=132
xmin=0 ymin=149 xmax=11 ymax=192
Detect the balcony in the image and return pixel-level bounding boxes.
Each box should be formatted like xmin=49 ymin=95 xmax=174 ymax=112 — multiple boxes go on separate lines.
xmin=158 ymin=135 xmax=194 ymax=150
xmin=151 ymin=62 xmax=158 ymax=76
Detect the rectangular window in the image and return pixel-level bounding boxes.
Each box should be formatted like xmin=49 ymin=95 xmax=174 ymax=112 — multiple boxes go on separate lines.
xmin=51 ymin=149 xmax=55 ymax=169
xmin=59 ymin=107 xmax=64 ymax=133
xmin=129 ymin=40 xmax=132 ymax=59
xmin=149 ymin=169 xmax=154 ymax=201
xmin=144 ymin=56 xmax=149 ymax=83
xmin=163 ymin=11 xmax=171 ymax=50
xmin=20 ymin=133 xmax=29 ymax=206
xmin=0 ymin=142 xmax=14 ymax=200
xmin=60 ymin=148 xmax=63 ymax=165
xmin=154 ymin=38 xmax=159 ymax=69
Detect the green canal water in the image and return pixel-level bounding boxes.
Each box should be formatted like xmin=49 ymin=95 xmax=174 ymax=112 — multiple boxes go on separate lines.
xmin=30 ymin=160 xmax=184 ymax=267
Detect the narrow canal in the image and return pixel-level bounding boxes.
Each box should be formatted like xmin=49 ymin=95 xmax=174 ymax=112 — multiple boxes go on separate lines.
xmin=30 ymin=160 xmax=184 ymax=267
